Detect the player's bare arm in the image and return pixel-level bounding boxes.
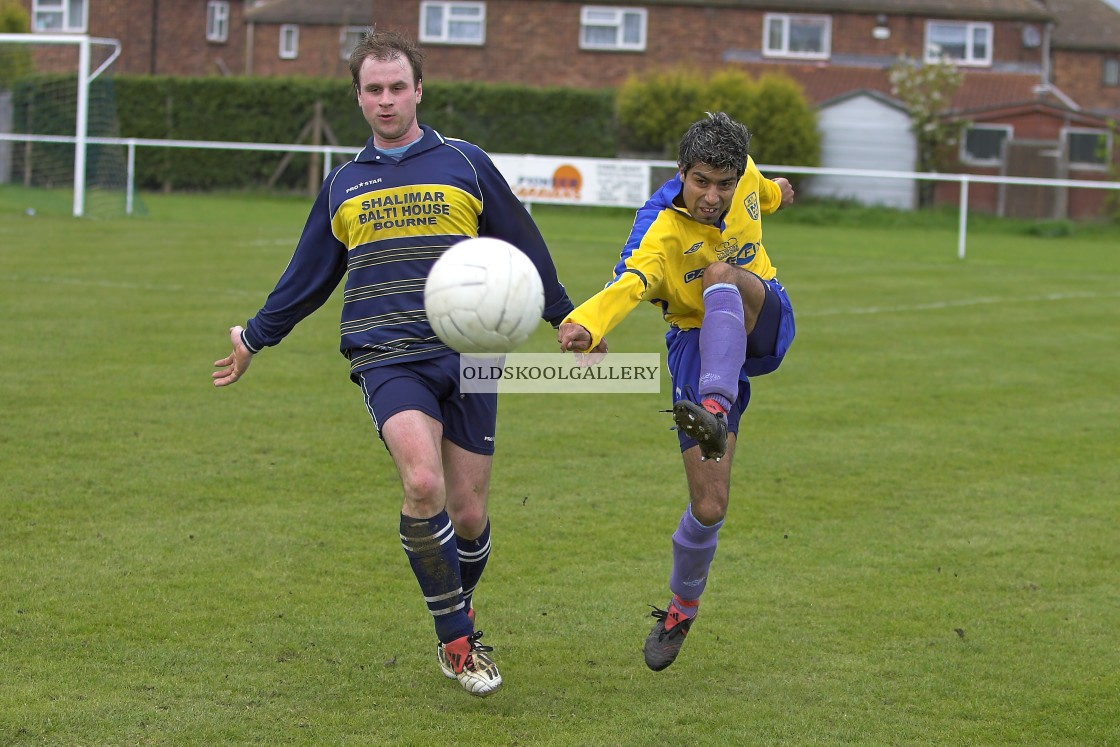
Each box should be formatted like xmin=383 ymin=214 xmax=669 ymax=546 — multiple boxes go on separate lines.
xmin=212 ymin=325 xmax=253 ymax=387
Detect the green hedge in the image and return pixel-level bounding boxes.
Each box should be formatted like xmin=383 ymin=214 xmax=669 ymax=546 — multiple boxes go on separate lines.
xmin=10 ymin=74 xmax=617 ymax=191
xmin=114 ymin=76 xmax=617 ymax=191
xmin=9 ymin=67 xmax=819 ymax=192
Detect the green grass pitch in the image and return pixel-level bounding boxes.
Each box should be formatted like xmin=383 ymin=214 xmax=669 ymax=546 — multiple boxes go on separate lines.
xmin=1 ymin=188 xmax=1118 ymax=745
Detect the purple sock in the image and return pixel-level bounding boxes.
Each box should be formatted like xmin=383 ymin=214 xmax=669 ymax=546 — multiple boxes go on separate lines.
xmin=699 ymin=283 xmax=746 ymax=412
xmin=669 ymin=505 xmax=723 ymax=602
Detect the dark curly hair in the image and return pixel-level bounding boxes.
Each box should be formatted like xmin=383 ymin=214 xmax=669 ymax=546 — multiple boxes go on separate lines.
xmin=677 ymin=112 xmax=752 ymax=178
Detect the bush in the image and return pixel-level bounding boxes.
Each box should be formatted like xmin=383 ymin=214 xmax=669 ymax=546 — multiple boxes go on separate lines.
xmin=744 ymin=74 xmax=820 ymax=168
xmin=0 ymin=0 xmax=32 ymax=88
xmin=616 ymin=66 xmax=708 ymax=156
xmin=617 ymin=66 xmax=820 ymax=169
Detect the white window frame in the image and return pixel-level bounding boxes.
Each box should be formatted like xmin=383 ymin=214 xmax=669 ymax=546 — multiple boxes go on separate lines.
xmin=961 ymin=123 xmax=1012 ymax=166
xmin=925 ymin=20 xmax=992 ymax=66
xmin=279 ymin=24 xmax=299 ymax=60
xmin=206 ymin=1 xmax=230 ymax=43
xmin=1064 ymin=127 xmax=1112 ymax=170
xmin=762 ymin=13 xmax=831 ymax=60
xmin=419 ymin=1 xmax=486 ymax=45
xmin=340 ymin=27 xmax=367 ymax=61
xmin=579 ymin=6 xmax=647 ymax=52
xmin=1103 ymin=58 xmax=1119 ymax=87
xmin=31 ymin=0 xmax=88 ymax=33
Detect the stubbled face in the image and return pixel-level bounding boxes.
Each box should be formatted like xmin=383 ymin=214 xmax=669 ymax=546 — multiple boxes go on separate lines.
xmin=678 ymin=163 xmax=738 ymax=225
xmin=356 ymin=55 xmax=422 ymax=148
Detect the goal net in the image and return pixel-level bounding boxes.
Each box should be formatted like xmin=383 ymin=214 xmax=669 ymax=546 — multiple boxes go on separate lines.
xmin=0 ymin=34 xmax=128 ymax=217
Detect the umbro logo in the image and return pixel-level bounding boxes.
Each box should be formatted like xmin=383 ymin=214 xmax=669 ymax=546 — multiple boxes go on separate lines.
xmin=684 ymin=242 xmax=703 ymax=254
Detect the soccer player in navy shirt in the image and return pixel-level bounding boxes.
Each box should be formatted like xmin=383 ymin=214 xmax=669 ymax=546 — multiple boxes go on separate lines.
xmin=213 ymin=29 xmax=573 ymax=696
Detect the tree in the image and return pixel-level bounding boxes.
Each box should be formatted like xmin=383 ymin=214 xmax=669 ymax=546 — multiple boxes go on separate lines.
xmin=889 ymin=56 xmax=963 ymax=207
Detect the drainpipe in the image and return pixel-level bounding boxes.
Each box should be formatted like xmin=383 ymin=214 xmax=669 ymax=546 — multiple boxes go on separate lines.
xmin=1041 ymin=21 xmax=1051 ymax=86
xmin=246 ymin=22 xmax=254 ymax=76
xmin=1033 ymin=21 xmax=1081 ymax=109
xmin=149 ymin=0 xmax=159 ymax=73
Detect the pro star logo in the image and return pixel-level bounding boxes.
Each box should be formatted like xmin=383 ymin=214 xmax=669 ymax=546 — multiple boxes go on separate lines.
xmin=684 ymin=241 xmax=703 ymax=255
xmin=744 ymin=192 xmax=760 ymax=220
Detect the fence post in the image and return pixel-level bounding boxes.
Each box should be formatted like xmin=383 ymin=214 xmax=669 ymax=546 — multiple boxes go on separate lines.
xmin=958 ymin=177 xmax=970 ymax=260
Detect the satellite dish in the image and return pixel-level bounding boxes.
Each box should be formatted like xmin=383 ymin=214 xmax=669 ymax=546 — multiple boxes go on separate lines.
xmin=1022 ymin=25 xmax=1041 ymax=48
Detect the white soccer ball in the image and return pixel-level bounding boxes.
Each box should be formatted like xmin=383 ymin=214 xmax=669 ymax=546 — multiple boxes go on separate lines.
xmin=424 ymin=237 xmax=545 ymax=354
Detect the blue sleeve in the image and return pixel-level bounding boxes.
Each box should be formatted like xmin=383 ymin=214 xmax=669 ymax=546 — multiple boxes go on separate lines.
xmin=242 ymin=174 xmax=348 ymax=352
xmin=612 ymin=174 xmax=681 ymax=280
xmin=473 ymin=149 xmax=574 ymax=326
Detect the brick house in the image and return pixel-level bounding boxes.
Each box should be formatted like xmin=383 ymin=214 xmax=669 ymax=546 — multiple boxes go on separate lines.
xmin=18 ymin=0 xmax=1119 ymax=116
xmin=241 ymin=0 xmax=372 ymax=78
xmin=15 ymin=0 xmax=1120 ymax=216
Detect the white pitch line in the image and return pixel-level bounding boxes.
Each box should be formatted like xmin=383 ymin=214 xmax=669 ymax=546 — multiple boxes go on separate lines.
xmin=800 ymin=290 xmax=1120 ymax=318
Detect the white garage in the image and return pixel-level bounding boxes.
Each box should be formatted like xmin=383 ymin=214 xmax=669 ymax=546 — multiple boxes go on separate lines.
xmin=806 ymin=89 xmax=917 ymax=209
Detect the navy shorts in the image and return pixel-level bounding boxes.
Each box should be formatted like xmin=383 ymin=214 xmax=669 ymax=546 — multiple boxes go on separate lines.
xmin=357 ymin=354 xmax=498 ymax=456
xmin=666 ymin=276 xmax=795 ymax=452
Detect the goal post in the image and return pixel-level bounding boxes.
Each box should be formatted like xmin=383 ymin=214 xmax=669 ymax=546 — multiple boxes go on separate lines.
xmin=0 ymin=33 xmax=122 ymax=217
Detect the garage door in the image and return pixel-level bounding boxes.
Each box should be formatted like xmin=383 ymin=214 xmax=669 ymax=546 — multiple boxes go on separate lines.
xmin=807 ymin=92 xmax=917 ymax=209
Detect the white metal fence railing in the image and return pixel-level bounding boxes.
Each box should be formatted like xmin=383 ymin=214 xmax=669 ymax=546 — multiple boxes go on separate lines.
xmin=1 ymin=133 xmax=1117 ymax=259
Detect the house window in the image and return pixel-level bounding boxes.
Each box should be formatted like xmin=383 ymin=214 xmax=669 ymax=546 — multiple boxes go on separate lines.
xmin=1104 ymin=59 xmax=1119 ymax=87
xmin=580 ymin=6 xmax=647 ymax=52
xmin=207 ymin=1 xmax=230 ymax=43
xmin=926 ymin=21 xmax=992 ymax=66
xmin=420 ymin=1 xmax=485 ymax=45
xmin=1065 ymin=128 xmax=1111 ymax=169
xmin=340 ymin=27 xmax=367 ymax=61
xmin=32 ymin=0 xmax=87 ymax=32
xmin=961 ymin=124 xmax=1011 ymax=165
xmin=763 ymin=13 xmax=830 ymax=60
xmin=280 ymin=25 xmax=299 ymax=60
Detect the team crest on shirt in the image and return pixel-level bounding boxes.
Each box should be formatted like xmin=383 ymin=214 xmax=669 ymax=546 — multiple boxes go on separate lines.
xmin=744 ymin=192 xmax=760 ymax=220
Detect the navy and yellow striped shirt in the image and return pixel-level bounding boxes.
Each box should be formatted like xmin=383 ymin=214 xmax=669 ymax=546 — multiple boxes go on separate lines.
xmin=242 ymin=125 xmax=573 ymax=377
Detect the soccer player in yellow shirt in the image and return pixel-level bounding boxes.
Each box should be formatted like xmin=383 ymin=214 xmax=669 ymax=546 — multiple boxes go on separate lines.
xmin=557 ymin=112 xmax=795 ymax=670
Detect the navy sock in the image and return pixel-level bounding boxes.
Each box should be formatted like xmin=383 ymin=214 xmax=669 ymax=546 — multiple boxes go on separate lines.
xmin=399 ymin=510 xmax=472 ymax=643
xmin=457 ymin=520 xmax=491 ymax=613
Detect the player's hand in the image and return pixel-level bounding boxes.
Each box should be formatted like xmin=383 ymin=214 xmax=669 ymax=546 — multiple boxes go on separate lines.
xmin=774 ymin=177 xmax=795 ymax=208
xmin=574 ymin=337 xmax=608 ymax=367
xmin=557 ymin=322 xmax=592 ymax=352
xmin=212 ymin=326 xmax=253 ymax=387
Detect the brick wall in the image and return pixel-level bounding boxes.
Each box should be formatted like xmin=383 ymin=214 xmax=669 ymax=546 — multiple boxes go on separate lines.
xmin=375 ymin=2 xmax=1051 ymax=93
xmin=17 ymin=0 xmax=248 ymax=75
xmin=248 ymin=25 xmax=353 ymax=79
xmin=1052 ymin=49 xmax=1120 ymax=114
